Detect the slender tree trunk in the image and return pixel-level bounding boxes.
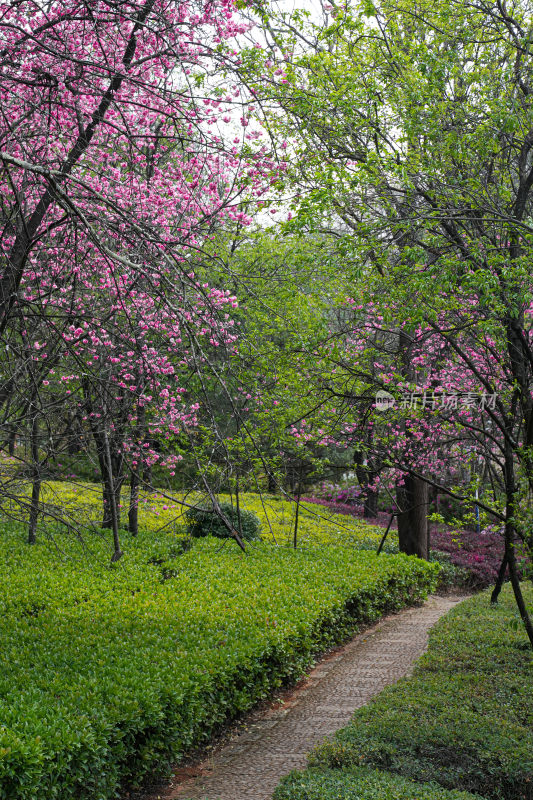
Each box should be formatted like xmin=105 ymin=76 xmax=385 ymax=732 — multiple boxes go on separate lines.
xmin=67 ymin=415 xmax=83 ymax=455
xmin=364 ymin=489 xmax=379 ymax=518
xmin=28 ymin=411 xmax=40 ymax=545
xmin=101 ymin=474 xmax=114 ymax=529
xmin=354 ymin=447 xmax=379 ymax=518
xmin=128 ymin=468 xmax=139 ymax=537
xmin=293 ymin=487 xmax=301 ymax=549
xmin=7 ymin=425 xmax=16 ymax=456
xmin=94 ymin=439 xmax=123 ymax=531
xmin=396 ymin=474 xmax=429 ymax=559
xmin=491 ymin=552 xmax=508 ymax=604
xmin=112 ymin=456 xmax=124 ymax=530
xmin=396 ymin=330 xmax=429 ymax=557
xmin=83 ymin=378 xmax=123 ymax=536
xmin=377 ymin=514 xmax=395 ymax=555
xmin=128 ymin=400 xmax=145 ymax=536
xmin=506 ymin=524 xmax=533 ymax=647
xmin=293 ymin=462 xmax=305 ymax=549
xmin=503 ymin=441 xmax=533 ymax=647
xmin=233 ymin=475 xmax=242 ymax=536
xmin=103 ymin=428 xmax=122 ymax=562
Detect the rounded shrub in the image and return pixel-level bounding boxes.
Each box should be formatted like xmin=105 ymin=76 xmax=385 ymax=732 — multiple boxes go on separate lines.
xmin=185 ymin=501 xmax=262 ymax=542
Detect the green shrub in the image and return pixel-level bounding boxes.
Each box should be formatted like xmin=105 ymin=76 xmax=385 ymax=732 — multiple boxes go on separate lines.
xmin=185 ymin=500 xmax=262 ymax=541
xmin=0 ymin=520 xmax=438 ymax=799
xmin=309 ymin=586 xmax=533 ymax=800
xmin=274 ymin=766 xmax=486 ymax=800
xmin=430 ymin=550 xmax=471 ymax=590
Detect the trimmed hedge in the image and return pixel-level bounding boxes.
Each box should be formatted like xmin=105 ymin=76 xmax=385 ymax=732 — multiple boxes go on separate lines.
xmin=429 ymin=550 xmax=471 ymax=591
xmin=0 ymin=521 xmax=438 ymax=800
xmin=308 ymin=586 xmax=533 ymax=800
xmin=275 ymin=766 xmax=486 ymax=800
xmin=185 ymin=501 xmax=262 ymax=541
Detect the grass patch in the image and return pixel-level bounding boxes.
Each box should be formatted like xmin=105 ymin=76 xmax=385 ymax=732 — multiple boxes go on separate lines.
xmin=274 ymin=766 xmax=486 ymax=800
xmin=306 ymin=586 xmax=533 ymax=800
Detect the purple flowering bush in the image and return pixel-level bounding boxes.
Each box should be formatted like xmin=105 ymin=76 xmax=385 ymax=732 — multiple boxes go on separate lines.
xmin=305 ymin=496 xmax=531 ymax=589
xmin=302 ymin=496 xmax=365 ymax=517
xmin=303 ymin=496 xmax=396 ymax=528
xmin=311 ymin=482 xmax=362 ymax=505
xmin=429 ymin=526 xmax=530 ymax=588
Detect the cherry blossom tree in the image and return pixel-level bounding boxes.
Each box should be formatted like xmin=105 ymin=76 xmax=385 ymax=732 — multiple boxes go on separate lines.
xmin=0 ymin=0 xmax=279 ymax=554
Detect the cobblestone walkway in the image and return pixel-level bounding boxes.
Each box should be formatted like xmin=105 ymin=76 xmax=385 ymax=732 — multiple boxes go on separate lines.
xmin=157 ymin=595 xmax=465 ymax=800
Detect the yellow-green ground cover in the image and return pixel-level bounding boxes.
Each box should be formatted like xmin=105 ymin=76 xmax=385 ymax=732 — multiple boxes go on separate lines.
xmin=20 ymin=479 xmax=393 ymax=549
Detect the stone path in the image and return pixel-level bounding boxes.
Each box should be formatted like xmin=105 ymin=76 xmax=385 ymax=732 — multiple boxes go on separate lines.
xmin=154 ymin=594 xmax=465 ymax=800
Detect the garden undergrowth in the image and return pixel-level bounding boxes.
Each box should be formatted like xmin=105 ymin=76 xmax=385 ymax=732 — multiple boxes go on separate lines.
xmin=0 ymin=516 xmax=437 ymax=800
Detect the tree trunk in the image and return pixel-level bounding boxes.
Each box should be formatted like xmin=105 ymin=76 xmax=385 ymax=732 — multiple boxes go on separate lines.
xmin=128 ymin=400 xmax=145 ymax=536
xmin=101 ymin=470 xmax=114 ymax=529
xmin=506 ymin=524 xmax=533 ymax=647
xmin=128 ymin=469 xmax=139 ymax=537
xmin=94 ymin=437 xmax=123 ymax=531
xmin=354 ymin=447 xmax=379 ymax=517
xmin=7 ymin=425 xmax=16 ymax=456
xmin=96 ymin=441 xmax=124 ymax=535
xmin=293 ymin=483 xmax=301 ymax=549
xmin=396 ymin=474 xmax=429 ymax=559
xmin=491 ymin=552 xmax=508 ymax=604
xmin=363 ymin=489 xmax=379 ymax=518
xmin=28 ymin=413 xmax=40 ymax=545
xmin=67 ymin=415 xmax=83 ymax=455
xmin=83 ymin=378 xmax=124 ymax=537
xmin=103 ymin=428 xmax=122 ymax=562
xmin=293 ymin=463 xmax=304 ymax=549
xmin=396 ymin=329 xmax=430 ymax=557
xmin=377 ymin=514 xmax=395 ymax=555
xmin=503 ymin=439 xmax=533 ymax=647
